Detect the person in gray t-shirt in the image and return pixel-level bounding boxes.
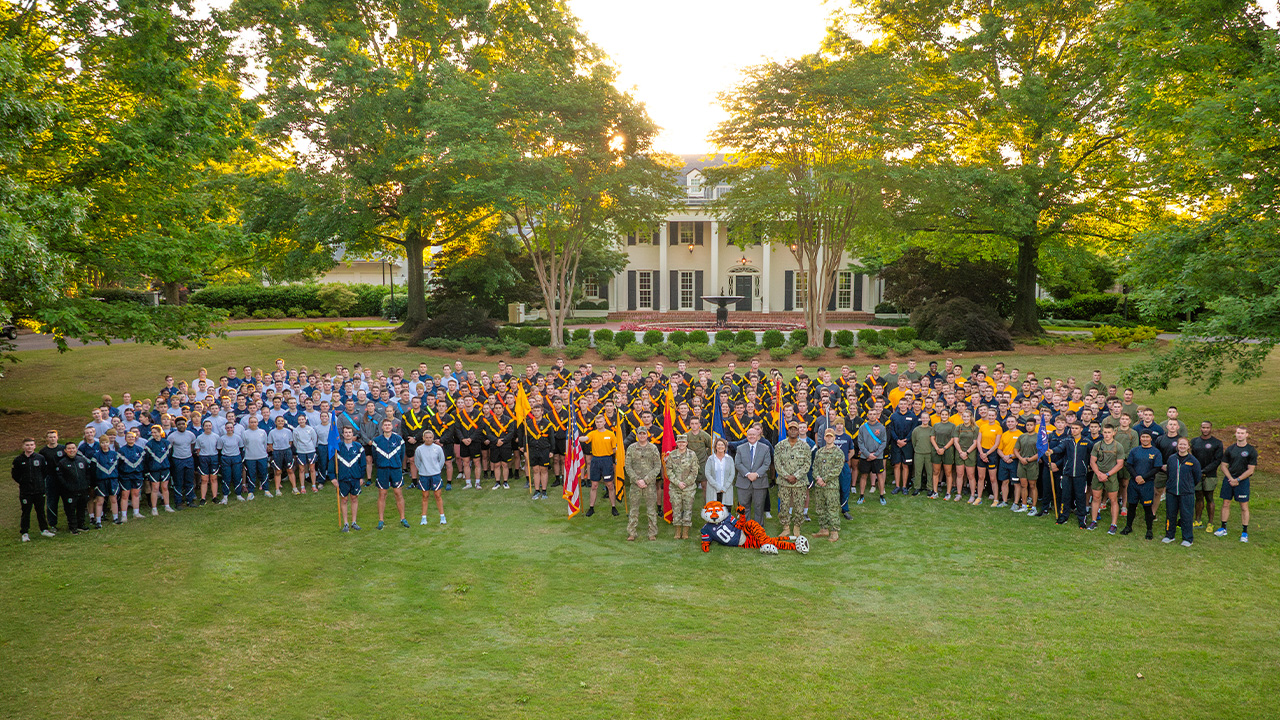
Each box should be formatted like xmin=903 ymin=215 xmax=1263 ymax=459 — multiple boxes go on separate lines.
xmin=292 ymin=415 xmax=321 ymax=492
xmin=194 ymin=420 xmax=222 ymax=503
xmin=216 ymin=422 xmax=245 ymax=502
xmin=267 ymin=416 xmax=297 ymax=496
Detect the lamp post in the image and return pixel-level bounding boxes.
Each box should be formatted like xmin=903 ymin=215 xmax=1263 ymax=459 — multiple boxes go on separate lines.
xmin=387 ymin=257 xmax=397 ymax=323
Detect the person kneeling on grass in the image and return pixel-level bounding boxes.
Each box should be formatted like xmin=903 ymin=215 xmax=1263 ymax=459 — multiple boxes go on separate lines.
xmin=335 ymin=426 xmax=364 ymax=532
xmin=412 ymin=430 xmax=447 ymax=526
xmin=373 ymin=419 xmax=409 ymax=530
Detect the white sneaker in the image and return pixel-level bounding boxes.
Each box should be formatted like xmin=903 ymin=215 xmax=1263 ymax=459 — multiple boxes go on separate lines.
xmin=420 ymin=516 xmax=428 ymax=526
xmin=439 ymin=515 xmax=447 ymax=525
xmin=944 ymin=493 xmax=952 ymax=501
xmin=292 ymin=488 xmax=300 ymax=495
xmin=133 ymin=509 xmax=143 ymax=518
xmin=765 ymin=512 xmax=772 ymax=519
xmin=165 ymin=505 xmax=175 ymax=513
xmin=264 ymin=490 xmax=274 ymax=498
xmin=492 ymin=482 xmax=500 ymax=490
xmin=152 ymin=507 xmax=159 ymax=516
xmin=247 ymin=493 xmax=255 ymax=500
xmin=119 ymin=514 xmax=127 ymax=523
xmin=1162 ymin=537 xmax=1174 ymax=543
xmin=237 ymin=495 xmax=245 ymax=502
xmin=1181 ymin=540 xmax=1192 ymax=547
xmin=21 ymin=533 xmax=30 ymax=542
xmin=41 ymin=529 xmax=56 ymax=538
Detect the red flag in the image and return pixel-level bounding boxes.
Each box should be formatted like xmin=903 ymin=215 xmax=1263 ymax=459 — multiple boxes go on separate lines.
xmin=563 ymin=392 xmax=584 ymax=518
xmin=661 ymin=387 xmax=676 ymax=524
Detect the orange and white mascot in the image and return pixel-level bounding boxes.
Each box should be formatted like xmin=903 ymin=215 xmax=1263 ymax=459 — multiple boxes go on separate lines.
xmin=698 ymin=501 xmax=808 ymax=554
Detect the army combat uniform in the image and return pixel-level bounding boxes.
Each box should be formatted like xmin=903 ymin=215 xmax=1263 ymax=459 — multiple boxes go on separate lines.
xmin=664 ymin=442 xmax=700 ymax=530
xmin=811 ymin=445 xmax=846 ymax=533
xmin=773 ymin=438 xmax=813 ymax=532
xmin=623 ymin=441 xmax=661 ymax=540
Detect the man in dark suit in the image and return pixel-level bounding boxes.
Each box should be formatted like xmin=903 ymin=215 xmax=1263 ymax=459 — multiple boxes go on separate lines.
xmin=734 ymin=425 xmax=771 ymax=524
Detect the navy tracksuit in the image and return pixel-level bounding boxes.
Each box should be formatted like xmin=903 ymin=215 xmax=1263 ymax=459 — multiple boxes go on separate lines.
xmin=1051 ymin=434 xmax=1094 ymax=526
xmin=1164 ymin=452 xmax=1202 ymax=543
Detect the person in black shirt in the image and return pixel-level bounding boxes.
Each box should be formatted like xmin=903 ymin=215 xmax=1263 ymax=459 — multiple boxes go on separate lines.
xmin=1214 ymin=426 xmax=1257 ymax=542
xmin=12 ymin=438 xmax=53 ymax=541
xmin=55 ymin=443 xmax=93 ymax=535
xmin=1190 ymin=421 xmax=1223 ymax=532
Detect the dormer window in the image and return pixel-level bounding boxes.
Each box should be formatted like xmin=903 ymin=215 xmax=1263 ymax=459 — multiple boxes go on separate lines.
xmin=686 ymin=169 xmax=704 ymax=197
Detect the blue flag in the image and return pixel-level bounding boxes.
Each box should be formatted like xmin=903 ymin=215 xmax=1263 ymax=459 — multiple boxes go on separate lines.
xmin=711 ymin=395 xmax=725 ymax=447
xmin=1036 ymin=411 xmax=1050 ymax=458
xmin=327 ymin=410 xmax=340 ymax=461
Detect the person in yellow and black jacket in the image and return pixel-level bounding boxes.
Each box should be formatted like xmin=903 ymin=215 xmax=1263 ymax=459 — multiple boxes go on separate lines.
xmin=427 ymin=398 xmax=458 ymax=490
xmin=484 ymin=399 xmax=516 ymax=490
xmin=1162 ymin=437 xmax=1202 ymax=547
xmin=1048 ymin=423 xmax=1094 ymax=529
xmin=546 ymin=395 xmax=569 ymax=487
xmin=402 ymin=396 xmax=429 ymax=474
xmin=522 ymin=404 xmax=554 ymax=499
xmin=454 ymin=397 xmax=485 ymax=489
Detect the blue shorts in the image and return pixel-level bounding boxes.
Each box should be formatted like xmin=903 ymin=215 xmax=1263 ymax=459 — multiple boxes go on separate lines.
xmin=271 ymin=449 xmax=294 ymax=470
xmin=295 ymin=451 xmax=316 ymax=466
xmin=1127 ymin=478 xmax=1155 ymax=504
xmin=1219 ymin=478 xmax=1250 ymax=502
xmin=338 ymin=477 xmax=362 ymax=497
xmin=416 ymin=473 xmax=443 ymax=492
xmin=588 ymin=456 xmax=615 ymax=487
xmin=96 ymin=478 xmax=120 ymax=497
xmin=198 ymin=456 xmax=218 ymax=475
xmin=997 ymin=460 xmax=1017 ymax=483
xmin=889 ymin=445 xmax=910 ymax=464
xmin=119 ymin=475 xmax=142 ymax=491
xmin=376 ymin=466 xmax=403 ymax=490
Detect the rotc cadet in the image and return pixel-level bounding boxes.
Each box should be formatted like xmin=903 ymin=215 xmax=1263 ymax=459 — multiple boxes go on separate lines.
xmin=241 ymin=415 xmax=269 ymax=499
xmin=401 ymin=396 xmax=428 ymax=473
xmin=411 ymin=430 xmax=447 ymax=525
xmin=855 ymin=403 xmax=888 ymax=506
xmin=931 ymin=410 xmax=958 ymax=500
xmin=1113 ymin=413 xmax=1139 ymax=518
xmin=1215 ymin=426 xmax=1257 ymax=542
xmin=428 ymin=397 xmax=458 ymax=491
xmin=314 ymin=406 xmax=333 ymax=489
xmin=217 ymin=421 xmax=244 ymax=504
xmin=623 ymin=427 xmax=661 ymax=541
xmin=485 ymin=399 xmax=516 ymax=490
xmin=454 ymin=397 xmax=485 ymax=489
xmin=811 ymin=428 xmax=845 ymax=542
xmin=1190 ymin=421 xmax=1223 ymax=532
xmin=267 ymin=416 xmax=296 ymax=496
xmin=887 ymin=399 xmax=918 ymax=496
xmin=372 ymin=418 xmax=409 ymax=530
xmin=1013 ymin=416 xmax=1041 ymax=513
xmin=581 ymin=413 xmax=620 ymax=517
xmin=12 ymin=438 xmax=54 ymax=541
xmin=1089 ymin=424 xmax=1124 ymax=533
xmin=144 ymin=425 xmax=174 ymax=513
xmin=167 ymin=417 xmax=197 ymax=508
xmin=685 ymin=417 xmax=712 ymax=492
xmin=523 ymin=404 xmax=553 ymax=499
xmin=94 ymin=434 xmax=121 ymax=525
xmin=117 ymin=430 xmax=146 ymax=520
xmin=664 ymin=433 xmax=700 ymax=540
xmin=39 ymin=431 xmax=64 ymax=530
xmin=910 ymin=413 xmax=934 ymax=497
xmin=773 ymin=422 xmax=813 ymax=538
xmin=292 ymin=414 xmax=319 ymax=493
xmin=335 ymin=426 xmax=364 ymax=532
xmin=995 ymin=414 xmax=1021 ymax=509
xmin=1162 ymin=437 xmax=1201 ymax=546
xmin=194 ymin=419 xmax=221 ymax=505
xmin=1049 ymin=423 xmax=1092 ymax=528
xmin=55 ymin=442 xmax=92 ymax=534
xmin=1122 ymin=432 xmax=1163 ymax=539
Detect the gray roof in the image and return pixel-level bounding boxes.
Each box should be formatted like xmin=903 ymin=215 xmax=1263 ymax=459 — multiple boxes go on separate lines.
xmin=675 ymin=153 xmax=732 ymax=204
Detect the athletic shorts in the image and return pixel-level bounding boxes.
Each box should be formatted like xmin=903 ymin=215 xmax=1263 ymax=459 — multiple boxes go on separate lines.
xmin=438 ymin=443 xmax=453 ymax=460
xmin=1127 ymin=478 xmax=1155 ymax=504
xmin=375 ymin=466 xmax=403 ymax=490
xmin=889 ymin=445 xmax=910 ymax=464
xmin=997 ymin=460 xmax=1017 ymax=483
xmin=416 ymin=473 xmax=443 ymax=492
xmin=587 ymin=456 xmax=615 ymax=487
xmin=1197 ymin=473 xmax=1219 ymax=494
xmin=96 ymin=477 xmax=120 ymax=497
xmin=197 ymin=456 xmax=218 ymax=475
xmin=858 ymin=458 xmax=884 ymax=474
xmin=295 ymin=451 xmax=316 ymax=466
xmin=1154 ymin=470 xmax=1167 ymax=490
xmin=1017 ymin=462 xmax=1039 ymax=480
xmin=1096 ymin=474 xmax=1119 ymax=494
xmin=959 ymin=451 xmax=977 ymax=468
xmin=940 ymin=448 xmax=958 ymax=465
xmin=529 ymin=449 xmax=552 ymax=468
xmin=490 ymin=442 xmax=513 ymax=463
xmin=338 ymin=477 xmax=362 ymax=497
xmin=147 ymin=471 xmax=170 ymax=485
xmin=119 ymin=475 xmax=142 ymax=491
xmin=1219 ymin=478 xmax=1249 ymax=502
xmin=459 ymin=438 xmax=481 ymax=458
xmin=553 ymin=435 xmax=567 ymax=455
xmin=271 ymin=449 xmax=294 ymax=470
xmin=978 ymin=453 xmax=997 ymax=471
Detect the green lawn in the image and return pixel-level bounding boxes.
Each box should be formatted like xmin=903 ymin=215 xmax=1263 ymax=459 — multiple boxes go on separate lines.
xmin=0 ymin=335 xmax=1277 ymax=719
xmin=217 ymin=318 xmax=392 ymax=331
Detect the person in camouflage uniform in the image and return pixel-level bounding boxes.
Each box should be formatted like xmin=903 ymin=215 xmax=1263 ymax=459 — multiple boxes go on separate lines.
xmin=685 ymin=417 xmax=713 ymax=489
xmin=623 ymin=427 xmax=661 ymax=541
xmin=811 ymin=428 xmax=847 ymax=541
xmin=664 ymin=434 xmax=700 ymax=540
xmin=773 ymin=422 xmax=813 ymax=537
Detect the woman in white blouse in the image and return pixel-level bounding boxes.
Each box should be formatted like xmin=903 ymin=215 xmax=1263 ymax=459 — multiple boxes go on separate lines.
xmin=703 ymin=437 xmax=734 ymax=507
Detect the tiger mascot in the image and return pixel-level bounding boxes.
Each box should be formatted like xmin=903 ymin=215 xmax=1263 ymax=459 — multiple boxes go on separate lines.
xmin=698 ymin=501 xmax=809 ymax=555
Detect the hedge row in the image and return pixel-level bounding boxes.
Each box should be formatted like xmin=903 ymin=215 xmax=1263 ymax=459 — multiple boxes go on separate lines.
xmin=189 ymin=283 xmax=390 ymax=317
xmin=491 ymin=326 xmax=917 ymax=350
xmin=1035 ymin=293 xmax=1123 ymax=321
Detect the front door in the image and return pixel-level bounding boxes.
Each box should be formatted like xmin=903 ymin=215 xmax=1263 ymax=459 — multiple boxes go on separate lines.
xmin=734 ymin=275 xmax=752 ymax=311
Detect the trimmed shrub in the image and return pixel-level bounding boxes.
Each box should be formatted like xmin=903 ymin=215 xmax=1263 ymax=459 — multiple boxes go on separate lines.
xmin=788 ymin=329 xmax=808 ymax=347
xmin=714 ymin=330 xmax=736 ymax=345
xmin=668 ymin=330 xmax=689 ymax=346
xmin=879 ymin=328 xmax=898 ymax=344
xmin=662 ymin=345 xmax=688 ymax=362
xmin=946 ymin=340 xmax=968 ymax=351
xmin=420 ymin=337 xmax=465 ymax=351
xmin=874 ymin=301 xmax=900 ymax=313
xmin=731 ymin=343 xmax=758 ymax=361
xmin=507 ymin=341 xmax=531 ymax=358
xmin=857 ymin=329 xmax=880 ymax=345
xmin=876 ymin=317 xmax=909 ymax=327
xmin=518 ymin=327 xmax=553 ymax=347
xmin=571 ymin=328 xmax=591 ymax=344
xmin=614 ymin=330 xmax=636 ymax=348
xmin=190 ymin=282 xmax=390 ymax=317
xmin=625 ymin=344 xmax=655 ymax=362
xmin=497 ymin=326 xmax=520 ymax=343
xmin=862 ymin=344 xmax=889 ymax=358
xmin=761 ymin=329 xmax=785 ymax=349
xmin=734 ymin=329 xmax=756 ymax=345
xmin=563 ymin=343 xmax=588 ymax=359
xmin=895 ymin=326 xmax=917 ymax=342
xmin=1091 ymin=325 xmax=1160 ymax=347
xmin=689 ymin=345 xmax=723 ymax=363
xmin=304 ymin=310 xmax=323 ymax=319
xmin=317 ymin=284 xmax=358 ymax=317
xmin=911 ymin=297 xmax=1013 ymax=352
xmin=768 ymin=346 xmax=792 ymax=361
xmin=1036 ymin=292 xmax=1122 ymax=321
xmin=836 ymin=345 xmax=857 ymax=358
xmin=253 ymin=307 xmax=285 ymax=319
xmin=287 ymin=306 xmax=307 ymax=319
xmin=801 ymin=345 xmax=823 ymax=361
xmin=538 ymin=346 xmax=559 ymax=358
xmin=462 ymin=342 xmax=484 ymax=354
xmin=592 ymin=328 xmax=614 ymax=345
xmin=350 ymin=329 xmax=393 ymax=347
xmin=643 ymin=329 xmax=664 ymax=346
xmin=596 ymin=342 xmax=621 ymax=360
xmin=834 ymin=329 xmax=855 ymax=347
xmin=892 ymin=341 xmax=915 ymax=356
xmin=687 ymin=330 xmax=710 ymax=346
xmin=919 ymin=340 xmax=944 ymax=354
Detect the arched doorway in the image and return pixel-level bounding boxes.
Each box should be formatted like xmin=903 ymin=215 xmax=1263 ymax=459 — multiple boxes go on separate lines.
xmin=726 ymin=266 xmax=760 ymax=311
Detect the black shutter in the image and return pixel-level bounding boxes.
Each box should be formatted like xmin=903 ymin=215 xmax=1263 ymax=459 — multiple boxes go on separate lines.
xmin=598 ymin=278 xmax=609 ymax=300
xmin=854 ymin=273 xmax=863 ymax=311
xmin=694 ymin=270 xmax=704 ymax=310
xmin=784 ymin=271 xmax=794 ymax=312
xmin=627 ymin=270 xmax=637 ymax=311
xmin=651 ymin=271 xmax=661 ymax=310
xmin=651 ymin=227 xmax=660 ymax=244
xmin=827 ymin=278 xmax=837 ymax=311
xmin=669 ymin=221 xmax=679 ymax=246
xmin=627 ymin=232 xmax=636 ymax=246
xmin=670 ymin=270 xmax=679 ymax=310
xmin=695 ymin=222 xmax=704 ymax=245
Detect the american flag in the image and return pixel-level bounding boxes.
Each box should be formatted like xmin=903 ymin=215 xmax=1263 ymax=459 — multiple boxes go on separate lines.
xmin=563 ymin=389 xmax=584 ymax=518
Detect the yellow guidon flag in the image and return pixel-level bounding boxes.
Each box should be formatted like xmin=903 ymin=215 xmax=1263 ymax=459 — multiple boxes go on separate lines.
xmin=514 ymin=385 xmax=533 ymax=426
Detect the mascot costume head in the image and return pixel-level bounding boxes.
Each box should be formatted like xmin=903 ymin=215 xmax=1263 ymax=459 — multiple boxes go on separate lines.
xmin=699 ymin=501 xmax=808 ymax=555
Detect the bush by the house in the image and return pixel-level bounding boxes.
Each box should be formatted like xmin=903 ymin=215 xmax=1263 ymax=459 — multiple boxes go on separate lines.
xmin=862 ymin=344 xmax=889 ymax=358
xmin=253 ymin=307 xmax=285 ymax=319
xmin=614 ymin=330 xmax=636 ymax=348
xmin=823 ymin=329 xmax=832 ymax=347
xmin=518 ymin=327 xmax=552 ymax=347
xmin=801 ymin=345 xmax=823 ymax=361
xmin=896 ymin=326 xmax=917 ymax=342
xmin=911 ymin=297 xmax=1014 ymax=352
xmin=572 ymin=328 xmax=591 ymax=344
xmin=592 ymin=328 xmax=613 ymax=345
xmin=642 ymin=330 xmax=664 ymax=346
xmin=409 ymin=300 xmax=498 ymax=342
xmin=760 ymin=329 xmax=785 ymax=349
xmin=563 ymin=343 xmax=588 ymax=359
xmin=687 ymin=330 xmax=709 ymax=345
xmin=351 ymin=329 xmax=394 ymax=347
xmin=836 ymin=345 xmax=857 ymax=358
xmin=668 ymin=330 xmax=689 ymax=346
xmin=879 ymin=328 xmax=898 ymax=344
xmin=732 ymin=343 xmax=758 ymax=361
xmin=892 ymin=341 xmax=915 ymax=356
xmin=191 ymin=282 xmax=388 ymax=316
xmin=662 ymin=344 xmax=687 ymax=362
xmin=317 ymin=284 xmax=358 ymax=317
xmin=857 ymin=329 xmax=880 ymax=345
xmin=787 ymin=329 xmax=808 ymax=347
xmin=625 ymin=344 xmax=655 ymax=362
xmin=715 ymin=330 xmax=736 ymax=345
xmin=1091 ymin=325 xmax=1160 ymax=347
xmin=734 ymin=329 xmax=756 ymax=345
xmin=1036 ymin=292 xmax=1123 ymax=321
xmin=919 ymin=340 xmax=944 ymax=354
xmin=834 ymin=330 xmax=855 ymax=347
xmin=768 ymin=346 xmax=792 ymax=361
xmin=596 ymin=342 xmax=621 ymax=360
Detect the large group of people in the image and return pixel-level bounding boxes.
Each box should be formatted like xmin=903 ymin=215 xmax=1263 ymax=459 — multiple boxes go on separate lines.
xmin=10 ymin=355 xmax=1259 ymax=548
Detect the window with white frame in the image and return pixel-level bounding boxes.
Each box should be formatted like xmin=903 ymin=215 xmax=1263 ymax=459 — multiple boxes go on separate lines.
xmin=794 ymin=271 xmax=808 ymax=310
xmin=679 ymin=270 xmax=695 ymax=310
xmin=583 ymin=280 xmax=600 ymax=299
xmin=836 ymin=271 xmax=853 ymax=310
xmin=687 ymin=170 xmax=704 ymax=197
xmin=679 ymin=222 xmax=695 ymax=246
xmin=638 ymin=272 xmax=652 ymax=308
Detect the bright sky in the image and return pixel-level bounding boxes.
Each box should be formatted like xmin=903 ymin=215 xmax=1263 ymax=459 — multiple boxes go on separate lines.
xmin=567 ymin=0 xmax=835 ymax=154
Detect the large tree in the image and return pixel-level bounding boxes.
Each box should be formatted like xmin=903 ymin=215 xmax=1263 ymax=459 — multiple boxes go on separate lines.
xmin=707 ymin=53 xmax=892 ymax=345
xmin=826 ymin=0 xmax=1139 ymax=334
xmin=1114 ymin=0 xmax=1280 ymax=392
xmin=234 ymin=0 xmax=594 ymax=335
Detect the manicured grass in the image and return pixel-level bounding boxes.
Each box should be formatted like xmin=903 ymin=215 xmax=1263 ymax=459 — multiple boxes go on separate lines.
xmin=217 ymin=318 xmax=393 ymax=331
xmin=0 ymin=334 xmax=1277 ymax=718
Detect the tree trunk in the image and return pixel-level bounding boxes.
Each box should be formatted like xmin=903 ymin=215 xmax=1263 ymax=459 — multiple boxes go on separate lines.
xmin=399 ymin=225 xmax=429 ymax=335
xmin=1009 ymin=235 xmax=1043 ymax=336
xmin=161 ymin=281 xmax=181 ymax=306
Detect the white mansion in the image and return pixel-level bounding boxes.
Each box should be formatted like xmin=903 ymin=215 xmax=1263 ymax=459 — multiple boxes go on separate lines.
xmin=594 ymin=154 xmax=882 ymax=321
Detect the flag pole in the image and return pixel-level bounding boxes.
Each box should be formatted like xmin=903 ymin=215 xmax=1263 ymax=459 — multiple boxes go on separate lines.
xmin=524 ymin=422 xmax=533 ymax=497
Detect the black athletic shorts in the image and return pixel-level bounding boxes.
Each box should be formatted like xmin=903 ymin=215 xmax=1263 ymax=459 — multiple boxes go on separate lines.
xmin=858 ymin=458 xmax=884 ymax=474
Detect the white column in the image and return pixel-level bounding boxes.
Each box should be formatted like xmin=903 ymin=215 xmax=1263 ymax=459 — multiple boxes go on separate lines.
xmin=659 ymin=221 xmax=669 ymax=311
xmin=709 ymin=221 xmax=720 ymax=296
xmin=761 ymin=243 xmax=771 ymax=313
